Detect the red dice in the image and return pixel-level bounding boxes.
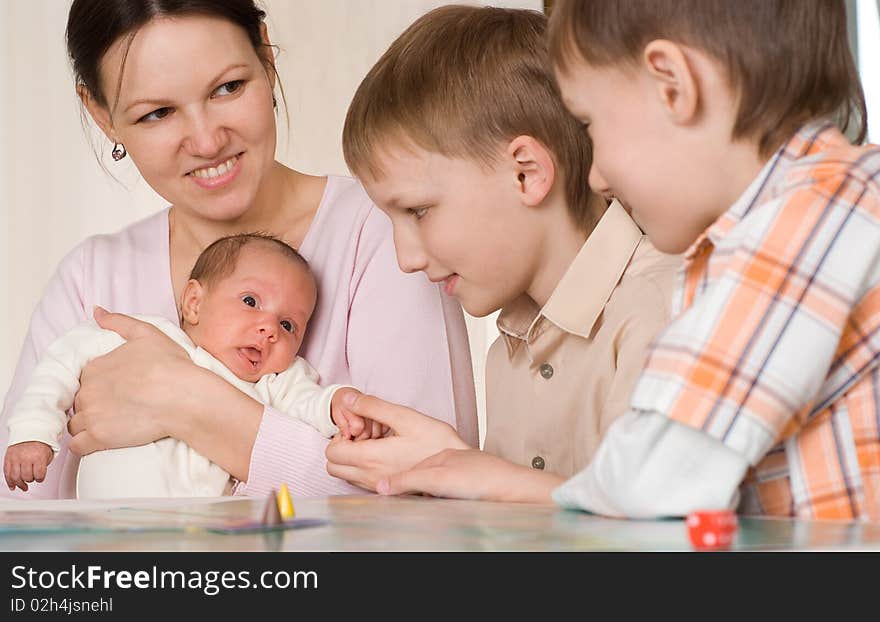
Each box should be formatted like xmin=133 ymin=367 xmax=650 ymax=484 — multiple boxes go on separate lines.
xmin=686 ymin=510 xmax=738 ymax=550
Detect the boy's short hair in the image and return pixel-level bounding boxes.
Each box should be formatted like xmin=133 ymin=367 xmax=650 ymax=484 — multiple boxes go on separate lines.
xmin=548 ymin=0 xmax=867 ymax=157
xmin=190 ymin=233 xmax=310 ymax=287
xmin=343 ymin=4 xmax=600 ymax=232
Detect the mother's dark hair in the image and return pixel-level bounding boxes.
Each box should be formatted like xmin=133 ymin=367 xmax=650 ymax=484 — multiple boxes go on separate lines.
xmin=67 ymin=0 xmax=273 ymax=109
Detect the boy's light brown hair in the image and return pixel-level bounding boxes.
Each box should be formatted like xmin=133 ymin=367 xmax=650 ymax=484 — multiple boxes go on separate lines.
xmin=548 ymin=0 xmax=867 ymax=158
xmin=343 ymin=4 xmax=599 ymax=232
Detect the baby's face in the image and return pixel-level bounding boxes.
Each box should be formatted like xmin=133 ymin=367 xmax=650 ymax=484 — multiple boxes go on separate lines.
xmin=185 ymin=244 xmax=317 ymax=382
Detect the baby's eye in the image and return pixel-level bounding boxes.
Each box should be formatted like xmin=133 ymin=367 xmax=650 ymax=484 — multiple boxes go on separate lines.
xmin=280 ymin=320 xmax=294 ymax=334
xmin=242 ymin=295 xmax=257 ymax=307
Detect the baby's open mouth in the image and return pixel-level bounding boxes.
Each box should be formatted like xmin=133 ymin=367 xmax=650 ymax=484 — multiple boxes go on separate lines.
xmin=239 ymin=346 xmax=263 ymax=369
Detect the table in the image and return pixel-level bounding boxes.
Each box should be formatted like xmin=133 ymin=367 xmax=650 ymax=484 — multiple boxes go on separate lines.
xmin=1 ymin=495 xmax=878 ymax=551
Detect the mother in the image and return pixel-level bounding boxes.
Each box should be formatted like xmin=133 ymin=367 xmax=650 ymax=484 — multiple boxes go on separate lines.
xmin=0 ymin=0 xmax=477 ymax=498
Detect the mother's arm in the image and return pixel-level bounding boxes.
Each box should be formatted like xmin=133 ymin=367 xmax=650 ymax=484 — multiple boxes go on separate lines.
xmin=69 ymin=309 xmax=361 ymax=496
xmin=68 ymin=308 xmax=262 ymax=481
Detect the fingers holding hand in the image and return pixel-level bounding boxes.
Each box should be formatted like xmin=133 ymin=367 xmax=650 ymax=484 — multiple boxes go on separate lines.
xmin=347 ymin=414 xmax=366 ymax=440
xmin=345 ymin=394 xmax=417 ymax=433
xmin=370 ymin=419 xmax=383 ymax=439
xmin=331 ymin=388 xmax=365 ymax=440
xmin=334 ymin=414 xmax=351 ymax=440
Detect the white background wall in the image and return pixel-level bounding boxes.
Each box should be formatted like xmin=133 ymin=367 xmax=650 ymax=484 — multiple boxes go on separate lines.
xmin=0 ymin=0 xmax=541 ymax=443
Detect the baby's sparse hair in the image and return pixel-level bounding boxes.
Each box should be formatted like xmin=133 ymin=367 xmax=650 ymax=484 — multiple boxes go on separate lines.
xmin=548 ymin=0 xmax=867 ymax=158
xmin=189 ymin=233 xmax=310 ymax=288
xmin=343 ymin=4 xmax=601 ymax=232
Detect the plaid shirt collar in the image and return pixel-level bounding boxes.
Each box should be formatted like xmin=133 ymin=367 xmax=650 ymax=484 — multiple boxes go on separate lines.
xmin=682 ymin=120 xmax=840 ymax=262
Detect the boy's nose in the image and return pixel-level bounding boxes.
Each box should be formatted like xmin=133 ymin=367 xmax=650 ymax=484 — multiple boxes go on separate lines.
xmin=397 ymin=249 xmax=428 ymax=274
xmin=394 ymin=231 xmax=428 ymax=274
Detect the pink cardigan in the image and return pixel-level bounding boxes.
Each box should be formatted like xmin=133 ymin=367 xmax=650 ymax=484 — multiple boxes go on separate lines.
xmin=0 ymin=175 xmax=478 ymax=499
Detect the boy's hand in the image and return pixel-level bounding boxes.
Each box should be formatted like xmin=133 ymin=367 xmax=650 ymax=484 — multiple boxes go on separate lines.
xmin=375 ymin=448 xmax=564 ymax=504
xmin=3 ymin=441 xmax=54 ymax=492
xmin=331 ymin=388 xmax=388 ymax=440
xmin=326 ymin=394 xmax=470 ymax=491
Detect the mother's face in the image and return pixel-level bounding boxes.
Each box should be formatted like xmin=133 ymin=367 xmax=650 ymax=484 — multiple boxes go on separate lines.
xmin=87 ymin=14 xmax=277 ymax=222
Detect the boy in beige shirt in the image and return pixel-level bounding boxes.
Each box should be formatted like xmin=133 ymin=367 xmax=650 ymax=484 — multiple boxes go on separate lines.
xmin=325 ymin=5 xmax=678 ymax=497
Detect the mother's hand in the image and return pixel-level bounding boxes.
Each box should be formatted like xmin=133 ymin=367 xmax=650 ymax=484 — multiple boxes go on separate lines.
xmin=325 ymin=394 xmax=470 ymax=491
xmin=68 ymin=307 xmax=192 ymax=456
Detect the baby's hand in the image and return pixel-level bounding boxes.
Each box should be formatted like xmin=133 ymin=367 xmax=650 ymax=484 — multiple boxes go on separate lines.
xmin=3 ymin=441 xmax=54 ymax=492
xmin=331 ymin=388 xmax=389 ymax=440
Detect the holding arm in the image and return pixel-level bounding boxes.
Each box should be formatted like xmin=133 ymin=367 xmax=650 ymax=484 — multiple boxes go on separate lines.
xmin=68 ymin=308 xmax=264 ymax=481
xmin=68 ymin=310 xmax=364 ymax=496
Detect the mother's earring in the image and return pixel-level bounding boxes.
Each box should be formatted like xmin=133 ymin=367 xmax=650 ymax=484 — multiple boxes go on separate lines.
xmin=111 ymin=142 xmax=127 ymax=161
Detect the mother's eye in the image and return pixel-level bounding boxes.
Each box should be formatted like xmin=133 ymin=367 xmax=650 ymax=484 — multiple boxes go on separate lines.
xmin=214 ymin=80 xmax=245 ymax=97
xmin=138 ymin=107 xmax=173 ymax=123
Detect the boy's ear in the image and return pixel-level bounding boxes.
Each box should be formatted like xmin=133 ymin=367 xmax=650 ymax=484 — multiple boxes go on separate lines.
xmin=641 ymin=40 xmax=699 ymax=125
xmin=507 ymin=135 xmax=556 ymax=207
xmin=78 ymin=85 xmax=116 ymax=143
xmin=180 ymin=279 xmax=204 ymax=326
xmin=258 ymin=22 xmax=277 ymax=91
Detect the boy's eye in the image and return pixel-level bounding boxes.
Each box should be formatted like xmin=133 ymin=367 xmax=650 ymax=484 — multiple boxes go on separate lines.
xmin=138 ymin=107 xmax=173 ymax=123
xmin=280 ymin=320 xmax=294 ymax=334
xmin=213 ymin=80 xmax=245 ymax=97
xmin=242 ymin=295 xmax=257 ymax=307
xmin=407 ymin=207 xmax=428 ymax=220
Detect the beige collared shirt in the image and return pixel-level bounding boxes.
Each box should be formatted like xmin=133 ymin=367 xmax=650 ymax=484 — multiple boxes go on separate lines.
xmin=484 ymin=200 xmax=680 ymax=478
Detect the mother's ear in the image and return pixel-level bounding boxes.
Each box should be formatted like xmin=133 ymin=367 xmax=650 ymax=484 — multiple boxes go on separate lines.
xmin=78 ymin=85 xmax=116 ymax=143
xmin=258 ymin=21 xmax=277 ymax=91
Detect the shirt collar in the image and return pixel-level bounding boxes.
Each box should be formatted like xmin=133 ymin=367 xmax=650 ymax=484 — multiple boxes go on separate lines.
xmin=682 ymin=120 xmax=841 ymax=260
xmin=497 ymin=200 xmax=643 ymax=351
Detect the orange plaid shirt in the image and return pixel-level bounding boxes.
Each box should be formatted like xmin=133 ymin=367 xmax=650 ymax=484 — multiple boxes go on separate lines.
xmin=629 ymin=122 xmax=880 ymax=521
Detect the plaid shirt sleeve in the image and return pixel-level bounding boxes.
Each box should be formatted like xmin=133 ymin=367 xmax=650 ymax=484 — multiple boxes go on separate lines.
xmin=630 ymin=144 xmax=880 ymax=474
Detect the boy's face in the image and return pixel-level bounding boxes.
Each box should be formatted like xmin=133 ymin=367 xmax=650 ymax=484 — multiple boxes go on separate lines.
xmin=360 ymin=143 xmax=544 ymax=317
xmin=555 ymin=57 xmax=721 ymax=254
xmin=183 ymin=244 xmax=317 ymax=382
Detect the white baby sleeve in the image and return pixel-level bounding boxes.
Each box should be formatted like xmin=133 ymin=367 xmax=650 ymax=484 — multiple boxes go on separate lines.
xmin=259 ymin=357 xmax=352 ymax=438
xmin=6 ymin=323 xmax=124 ymax=451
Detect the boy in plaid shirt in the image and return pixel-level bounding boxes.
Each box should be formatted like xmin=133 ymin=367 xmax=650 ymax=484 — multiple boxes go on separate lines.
xmin=547 ymin=0 xmax=879 ymax=520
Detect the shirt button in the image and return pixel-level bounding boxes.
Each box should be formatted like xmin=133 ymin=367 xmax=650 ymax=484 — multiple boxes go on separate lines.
xmin=539 ymin=363 xmax=554 ymax=379
xmin=531 ymin=456 xmax=545 ymax=470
